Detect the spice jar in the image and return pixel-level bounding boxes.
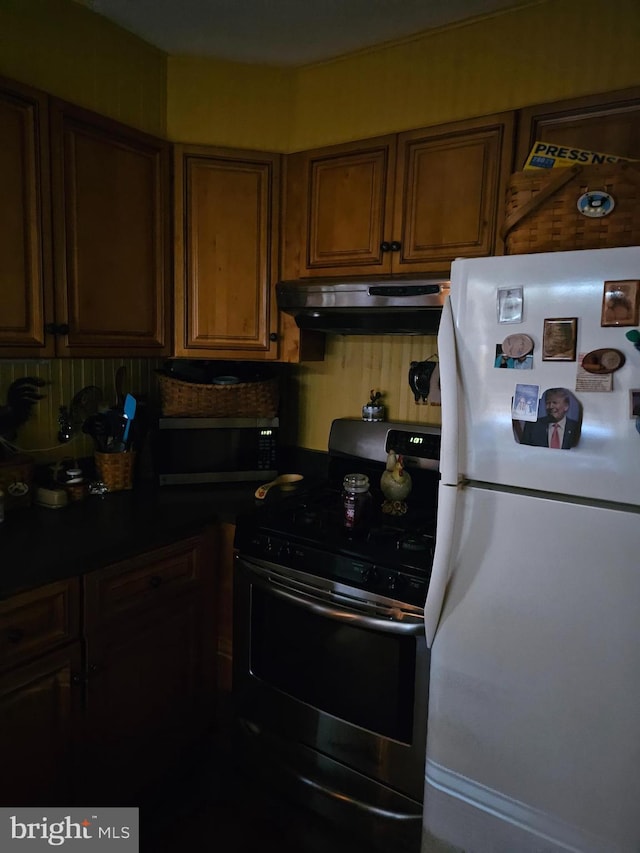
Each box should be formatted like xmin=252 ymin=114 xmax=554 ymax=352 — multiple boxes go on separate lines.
xmin=342 ymin=473 xmax=372 ymax=532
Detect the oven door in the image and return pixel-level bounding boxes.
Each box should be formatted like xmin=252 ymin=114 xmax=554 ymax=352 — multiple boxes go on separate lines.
xmin=233 ymin=554 xmax=429 ymax=824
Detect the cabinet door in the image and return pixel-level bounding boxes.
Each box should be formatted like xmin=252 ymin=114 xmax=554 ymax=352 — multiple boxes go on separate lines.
xmin=393 ymin=114 xmax=515 ymax=271
xmin=515 ymin=86 xmax=640 ymax=170
xmin=216 ymin=522 xmax=235 ymax=700
xmin=283 ymin=136 xmax=396 ymax=278
xmin=0 ymin=643 xmax=82 ymax=806
xmin=83 ymin=599 xmax=208 ymax=805
xmin=50 ymin=100 xmax=170 ymax=356
xmin=174 ymin=145 xmax=280 ymax=360
xmin=0 ymin=77 xmax=54 ymax=357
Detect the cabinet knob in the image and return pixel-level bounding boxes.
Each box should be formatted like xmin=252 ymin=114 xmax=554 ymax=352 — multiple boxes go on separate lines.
xmin=7 ymin=628 xmax=24 ymax=643
xmin=390 ymin=241 xmax=402 ymax=252
xmin=380 ymin=241 xmax=391 ymax=252
xmin=71 ymin=673 xmax=84 ymax=686
xmin=149 ymin=575 xmax=163 ymax=589
xmin=269 ymin=332 xmax=278 ymax=342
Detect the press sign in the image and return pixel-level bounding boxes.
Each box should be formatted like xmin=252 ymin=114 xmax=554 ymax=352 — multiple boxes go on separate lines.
xmin=523 ymin=141 xmax=637 ymax=170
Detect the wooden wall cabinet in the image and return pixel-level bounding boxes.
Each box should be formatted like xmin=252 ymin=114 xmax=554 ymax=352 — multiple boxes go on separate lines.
xmin=515 ymin=86 xmax=640 ymax=170
xmin=173 ymin=144 xmax=324 ymax=363
xmin=50 ymin=100 xmax=171 ymax=357
xmin=283 ymin=112 xmax=515 ymax=279
xmin=0 ymin=77 xmax=54 ymax=358
xmin=0 ymin=77 xmax=171 ymax=358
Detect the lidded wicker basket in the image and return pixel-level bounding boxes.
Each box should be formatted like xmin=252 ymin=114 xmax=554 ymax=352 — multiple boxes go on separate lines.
xmin=157 ymin=373 xmax=279 ymax=418
xmin=502 ymin=162 xmax=640 ymax=254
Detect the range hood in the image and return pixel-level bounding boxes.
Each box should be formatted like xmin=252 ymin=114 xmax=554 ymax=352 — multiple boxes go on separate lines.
xmin=277 ymin=276 xmax=450 ymax=334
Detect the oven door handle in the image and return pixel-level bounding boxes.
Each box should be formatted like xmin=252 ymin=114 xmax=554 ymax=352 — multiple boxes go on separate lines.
xmin=247 ymin=566 xmax=424 ymax=636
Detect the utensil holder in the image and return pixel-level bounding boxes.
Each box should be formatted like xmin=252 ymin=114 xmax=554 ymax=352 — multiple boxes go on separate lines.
xmin=94 ymin=451 xmax=136 ymax=492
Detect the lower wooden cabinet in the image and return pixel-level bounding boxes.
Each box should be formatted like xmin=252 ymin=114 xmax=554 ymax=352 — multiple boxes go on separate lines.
xmin=0 ymin=528 xmax=218 ymax=808
xmin=216 ymin=522 xmax=236 ymax=698
xmin=0 ymin=643 xmax=82 ymax=806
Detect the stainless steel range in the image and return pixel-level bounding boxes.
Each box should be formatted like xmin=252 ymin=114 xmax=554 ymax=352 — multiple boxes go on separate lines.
xmin=232 ymin=419 xmax=440 ymax=853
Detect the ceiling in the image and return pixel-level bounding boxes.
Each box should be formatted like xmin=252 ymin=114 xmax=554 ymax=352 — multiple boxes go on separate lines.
xmin=76 ymin=0 xmax=532 ymax=66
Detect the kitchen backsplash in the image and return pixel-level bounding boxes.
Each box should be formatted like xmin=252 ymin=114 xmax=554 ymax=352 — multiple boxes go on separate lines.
xmin=0 ymin=358 xmax=164 ymax=466
xmin=0 ymin=336 xmax=441 ymax=465
xmin=282 ymin=334 xmax=442 ymax=452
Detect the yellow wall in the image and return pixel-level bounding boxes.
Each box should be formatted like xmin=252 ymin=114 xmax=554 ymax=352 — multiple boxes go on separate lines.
xmin=1 ymin=0 xmax=640 ymax=455
xmin=289 ymin=0 xmax=640 ymax=149
xmin=161 ymin=0 xmax=640 ymax=153
xmin=0 ymin=0 xmax=166 ymax=135
xmin=166 ymin=57 xmax=292 ymax=150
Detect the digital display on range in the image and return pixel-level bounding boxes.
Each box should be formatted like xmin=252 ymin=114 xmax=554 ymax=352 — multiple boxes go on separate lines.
xmin=260 ymin=429 xmax=273 ymax=436
xmin=386 ymin=429 xmax=440 ymax=460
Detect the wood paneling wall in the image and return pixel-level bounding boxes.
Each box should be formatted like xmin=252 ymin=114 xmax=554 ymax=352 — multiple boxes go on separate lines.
xmin=280 ymin=336 xmax=442 ymax=452
xmin=0 ymin=359 xmax=163 ymax=465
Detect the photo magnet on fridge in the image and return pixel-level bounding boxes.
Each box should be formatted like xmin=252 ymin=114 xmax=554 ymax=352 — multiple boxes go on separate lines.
xmin=511 ymin=384 xmax=539 ymax=421
xmin=513 ymin=387 xmax=582 ymax=450
xmin=495 ymin=333 xmax=534 ymax=369
xmin=601 ymin=280 xmax=640 ymax=327
xmin=497 ymin=287 xmax=523 ymax=324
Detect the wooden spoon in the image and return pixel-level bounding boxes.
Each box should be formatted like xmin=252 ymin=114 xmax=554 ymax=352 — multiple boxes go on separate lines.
xmin=255 ymin=473 xmax=303 ymax=499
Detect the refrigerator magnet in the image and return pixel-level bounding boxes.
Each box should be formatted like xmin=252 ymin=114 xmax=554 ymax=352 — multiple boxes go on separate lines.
xmin=497 ymin=287 xmax=523 ymax=324
xmin=576 ymin=353 xmax=612 ymax=393
xmin=514 ymin=387 xmax=582 ymax=450
xmin=601 ymin=280 xmax=640 ymax=327
xmin=495 ymin=334 xmax=534 ymax=369
xmin=581 ymin=348 xmax=625 ymax=374
xmin=511 ymin=383 xmax=539 ymax=421
xmin=542 ymin=318 xmax=577 ymax=361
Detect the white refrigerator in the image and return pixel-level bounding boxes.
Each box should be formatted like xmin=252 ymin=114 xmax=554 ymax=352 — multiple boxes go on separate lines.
xmin=423 ymin=247 xmax=640 ymax=853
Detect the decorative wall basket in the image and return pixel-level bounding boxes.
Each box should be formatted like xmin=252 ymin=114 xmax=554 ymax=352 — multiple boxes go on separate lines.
xmin=502 ymin=162 xmax=640 ymax=254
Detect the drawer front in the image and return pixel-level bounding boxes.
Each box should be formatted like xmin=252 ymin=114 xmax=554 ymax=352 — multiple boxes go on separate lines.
xmin=84 ymin=537 xmax=202 ymax=628
xmin=0 ymin=579 xmax=80 ymax=670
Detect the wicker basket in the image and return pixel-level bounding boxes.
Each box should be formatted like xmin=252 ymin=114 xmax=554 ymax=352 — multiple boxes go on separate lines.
xmin=157 ymin=373 xmax=279 ymax=418
xmin=95 ymin=451 xmax=136 ymax=492
xmin=502 ymin=162 xmax=640 ymax=254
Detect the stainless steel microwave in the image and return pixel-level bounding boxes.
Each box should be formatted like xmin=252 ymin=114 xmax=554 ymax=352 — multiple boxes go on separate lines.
xmin=154 ymin=417 xmax=279 ymax=485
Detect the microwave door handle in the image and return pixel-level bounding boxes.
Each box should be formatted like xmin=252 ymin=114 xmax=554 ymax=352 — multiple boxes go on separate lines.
xmin=249 ymin=570 xmax=423 ymax=637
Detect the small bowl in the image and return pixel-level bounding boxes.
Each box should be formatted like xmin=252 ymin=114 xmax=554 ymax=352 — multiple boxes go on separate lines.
xmin=278 ymin=473 xmax=304 ymax=491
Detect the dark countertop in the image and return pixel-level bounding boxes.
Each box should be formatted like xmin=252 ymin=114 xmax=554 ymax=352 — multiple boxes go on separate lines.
xmin=0 ymin=448 xmax=329 ymax=600
xmin=0 ymin=483 xmax=253 ymax=599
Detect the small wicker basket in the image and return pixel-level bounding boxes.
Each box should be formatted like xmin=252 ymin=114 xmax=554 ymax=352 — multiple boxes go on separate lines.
xmin=95 ymin=451 xmax=136 ymax=492
xmin=502 ymin=162 xmax=640 ymax=254
xmin=157 ymin=373 xmax=279 ymax=418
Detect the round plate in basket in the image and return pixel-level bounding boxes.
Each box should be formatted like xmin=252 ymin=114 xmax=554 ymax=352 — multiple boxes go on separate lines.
xmin=577 ymin=190 xmax=615 ymax=218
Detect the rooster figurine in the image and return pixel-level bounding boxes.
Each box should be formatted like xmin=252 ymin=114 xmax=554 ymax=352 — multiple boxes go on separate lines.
xmin=0 ymin=377 xmax=46 ymax=458
xmin=380 ymin=449 xmax=412 ymax=515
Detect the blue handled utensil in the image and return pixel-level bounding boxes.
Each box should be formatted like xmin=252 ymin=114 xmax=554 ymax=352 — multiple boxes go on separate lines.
xmin=122 ymin=394 xmax=137 ymax=446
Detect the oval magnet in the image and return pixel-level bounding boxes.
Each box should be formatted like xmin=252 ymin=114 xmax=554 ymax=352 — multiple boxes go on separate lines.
xmin=581 ymin=348 xmax=626 ymax=374
xmin=501 ymin=333 xmax=534 ymax=359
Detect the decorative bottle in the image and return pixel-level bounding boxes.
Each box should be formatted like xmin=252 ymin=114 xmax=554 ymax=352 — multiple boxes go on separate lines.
xmin=342 ymin=473 xmax=372 ymax=532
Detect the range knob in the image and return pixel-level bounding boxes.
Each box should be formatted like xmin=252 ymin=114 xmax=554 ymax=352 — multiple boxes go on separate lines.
xmin=360 ymin=565 xmax=377 ymax=585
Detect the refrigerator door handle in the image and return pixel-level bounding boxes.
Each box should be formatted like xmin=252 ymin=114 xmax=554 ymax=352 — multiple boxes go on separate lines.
xmin=436 ymin=296 xmax=459 ymax=487
xmin=424 ymin=482 xmax=458 ymax=647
